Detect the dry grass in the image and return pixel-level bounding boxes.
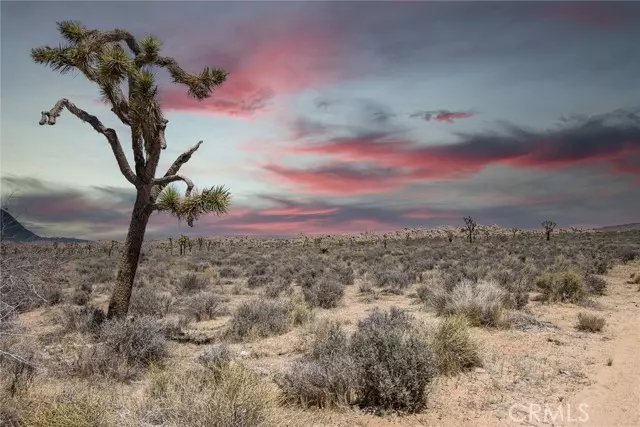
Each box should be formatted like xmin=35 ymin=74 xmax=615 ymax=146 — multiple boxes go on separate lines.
xmin=576 ymin=312 xmax=606 ymax=332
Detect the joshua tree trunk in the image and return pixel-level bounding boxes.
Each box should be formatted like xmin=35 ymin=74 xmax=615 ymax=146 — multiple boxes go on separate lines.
xmin=107 ymin=187 xmax=154 ymax=319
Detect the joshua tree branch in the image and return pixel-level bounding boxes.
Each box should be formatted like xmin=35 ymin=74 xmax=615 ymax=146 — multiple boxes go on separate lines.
xmin=164 ymin=140 xmax=203 ymax=177
xmin=153 ymin=174 xmax=194 ymax=197
xmin=150 ymin=141 xmax=202 ymax=201
xmin=39 ymin=98 xmax=138 ymax=186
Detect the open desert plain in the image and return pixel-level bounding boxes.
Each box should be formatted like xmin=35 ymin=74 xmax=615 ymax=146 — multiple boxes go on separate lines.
xmin=2 ymin=1 xmax=640 ymax=426
xmin=2 ymin=228 xmax=640 ymax=426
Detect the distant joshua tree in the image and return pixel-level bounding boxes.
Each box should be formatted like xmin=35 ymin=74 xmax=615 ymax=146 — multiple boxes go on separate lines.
xmin=510 ymin=227 xmax=519 ymax=239
xmin=31 ymin=21 xmax=231 ymax=318
xmin=463 ymin=216 xmax=477 ymax=244
xmin=542 ymin=220 xmax=557 ymax=241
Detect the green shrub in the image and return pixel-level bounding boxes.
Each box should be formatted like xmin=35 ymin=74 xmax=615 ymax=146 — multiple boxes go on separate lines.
xmin=536 ymin=270 xmax=586 ymax=303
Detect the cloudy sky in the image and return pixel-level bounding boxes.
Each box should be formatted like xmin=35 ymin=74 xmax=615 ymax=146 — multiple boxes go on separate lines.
xmin=1 ymin=1 xmax=639 ymax=240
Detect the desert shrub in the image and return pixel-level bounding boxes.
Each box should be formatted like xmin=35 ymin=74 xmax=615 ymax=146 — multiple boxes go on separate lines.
xmin=425 ymin=280 xmax=507 ymax=327
xmin=129 ymin=286 xmax=173 ymax=318
xmin=218 ymin=266 xmax=242 ymax=279
xmin=584 ymin=275 xmax=607 ymax=296
xmin=430 ymin=315 xmax=482 ymax=375
xmin=264 ymin=280 xmax=291 ymax=298
xmin=52 ymin=304 xmax=105 ymax=337
xmin=145 ymin=364 xmax=281 ymax=427
xmin=178 ymin=273 xmax=209 ymax=293
xmin=0 ymin=340 xmax=37 ymax=397
xmin=350 ymin=308 xmax=437 ymax=413
xmin=198 ymin=344 xmax=235 ymax=369
xmin=226 ymin=299 xmax=294 ymax=341
xmin=246 ymin=274 xmax=270 ymax=289
xmin=576 ymin=313 xmax=606 ymax=332
xmin=280 ymin=356 xmax=358 ymax=409
xmin=248 ymin=262 xmax=271 ymax=276
xmin=331 ymin=265 xmax=355 ymax=286
xmin=619 ymin=247 xmax=639 ymax=263
xmin=71 ymin=289 xmax=90 ymax=306
xmin=370 ymin=269 xmax=412 ymax=293
xmin=279 ymin=321 xmax=356 ymax=408
xmin=98 ymin=316 xmax=168 ymax=369
xmin=183 ymin=291 xmax=224 ymax=321
xmin=536 ymin=270 xmax=586 ymax=303
xmin=302 ymin=277 xmax=345 ymax=309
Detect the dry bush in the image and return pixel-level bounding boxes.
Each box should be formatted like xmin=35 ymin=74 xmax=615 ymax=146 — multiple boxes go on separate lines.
xmin=182 ymin=291 xmax=225 ymax=321
xmin=430 ymin=314 xmax=482 ymax=375
xmin=177 ymin=272 xmax=209 ymax=294
xmin=280 ymin=321 xmax=357 ymax=408
xmin=424 ymin=279 xmax=508 ymax=327
xmin=0 ymin=340 xmax=37 ymax=398
xmin=99 ymin=317 xmax=168 ymax=368
xmin=226 ymin=299 xmax=296 ymax=342
xmin=350 ymin=308 xmax=437 ymax=413
xmin=50 ymin=304 xmax=104 ymax=337
xmin=301 ymin=276 xmax=345 ymax=309
xmin=370 ymin=268 xmax=412 ymax=294
xmin=63 ymin=317 xmax=168 ymax=380
xmin=264 ymin=280 xmax=291 ymax=298
xmin=281 ymin=311 xmax=438 ymax=413
xmin=536 ymin=270 xmax=586 ymax=303
xmin=576 ymin=312 xmax=606 ymax=332
xmin=198 ymin=344 xmax=235 ymax=369
xmin=0 ymin=249 xmax=62 ymax=329
xmin=128 ymin=286 xmax=173 ymax=318
xmin=144 ymin=363 xmax=282 ymax=427
xmin=584 ymin=274 xmax=607 ymax=296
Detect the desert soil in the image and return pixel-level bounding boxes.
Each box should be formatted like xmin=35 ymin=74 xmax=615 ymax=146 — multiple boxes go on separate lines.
xmin=281 ymin=261 xmax=640 ymax=427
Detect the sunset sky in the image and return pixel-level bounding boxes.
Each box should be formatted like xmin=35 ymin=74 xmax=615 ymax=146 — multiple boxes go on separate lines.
xmin=1 ymin=1 xmax=639 ymax=240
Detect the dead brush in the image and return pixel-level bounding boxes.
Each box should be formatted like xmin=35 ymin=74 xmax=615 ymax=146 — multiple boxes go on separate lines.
xmin=576 ymin=312 xmax=606 ymax=332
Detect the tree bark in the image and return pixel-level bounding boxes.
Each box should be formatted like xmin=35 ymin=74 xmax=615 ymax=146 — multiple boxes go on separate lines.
xmin=107 ymin=186 xmax=153 ymax=319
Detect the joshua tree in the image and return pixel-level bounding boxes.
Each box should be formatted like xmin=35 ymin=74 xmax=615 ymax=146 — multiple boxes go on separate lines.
xmin=542 ymin=220 xmax=557 ymax=241
xmin=510 ymin=227 xmax=519 ymax=239
xmin=196 ymin=236 xmax=204 ymax=251
xmin=178 ymin=235 xmax=190 ymax=256
xmin=445 ymin=230 xmax=454 ymax=243
xmin=167 ymin=237 xmax=173 ymax=255
xmin=463 ymin=216 xmax=477 ymax=244
xmin=32 ymin=21 xmax=231 ymax=318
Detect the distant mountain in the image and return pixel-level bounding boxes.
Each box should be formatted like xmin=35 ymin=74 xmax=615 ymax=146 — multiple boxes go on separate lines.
xmin=0 ymin=209 xmax=91 ymax=243
xmin=593 ymin=223 xmax=640 ymax=232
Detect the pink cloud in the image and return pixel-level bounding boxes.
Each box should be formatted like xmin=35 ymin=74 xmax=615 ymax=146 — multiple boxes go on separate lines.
xmin=159 ymin=17 xmax=352 ymax=118
xmin=260 ymin=207 xmax=339 ymax=216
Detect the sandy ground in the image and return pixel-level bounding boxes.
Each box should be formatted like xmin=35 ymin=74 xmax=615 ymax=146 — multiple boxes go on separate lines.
xmin=281 ymin=261 xmax=640 ymax=426
xmin=15 ymin=261 xmax=640 ymax=427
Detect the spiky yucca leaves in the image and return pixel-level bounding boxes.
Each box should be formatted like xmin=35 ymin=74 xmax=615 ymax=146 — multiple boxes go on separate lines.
xmin=157 ymin=185 xmax=231 ymax=227
xmin=31 ymin=21 xmax=228 ymax=110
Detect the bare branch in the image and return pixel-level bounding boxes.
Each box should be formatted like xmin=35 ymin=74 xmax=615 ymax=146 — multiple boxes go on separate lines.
xmin=165 ymin=141 xmax=203 ymax=177
xmin=150 ymin=140 xmax=203 ymax=200
xmin=39 ymin=98 xmax=138 ymax=186
xmin=153 ymin=174 xmax=194 ymax=197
